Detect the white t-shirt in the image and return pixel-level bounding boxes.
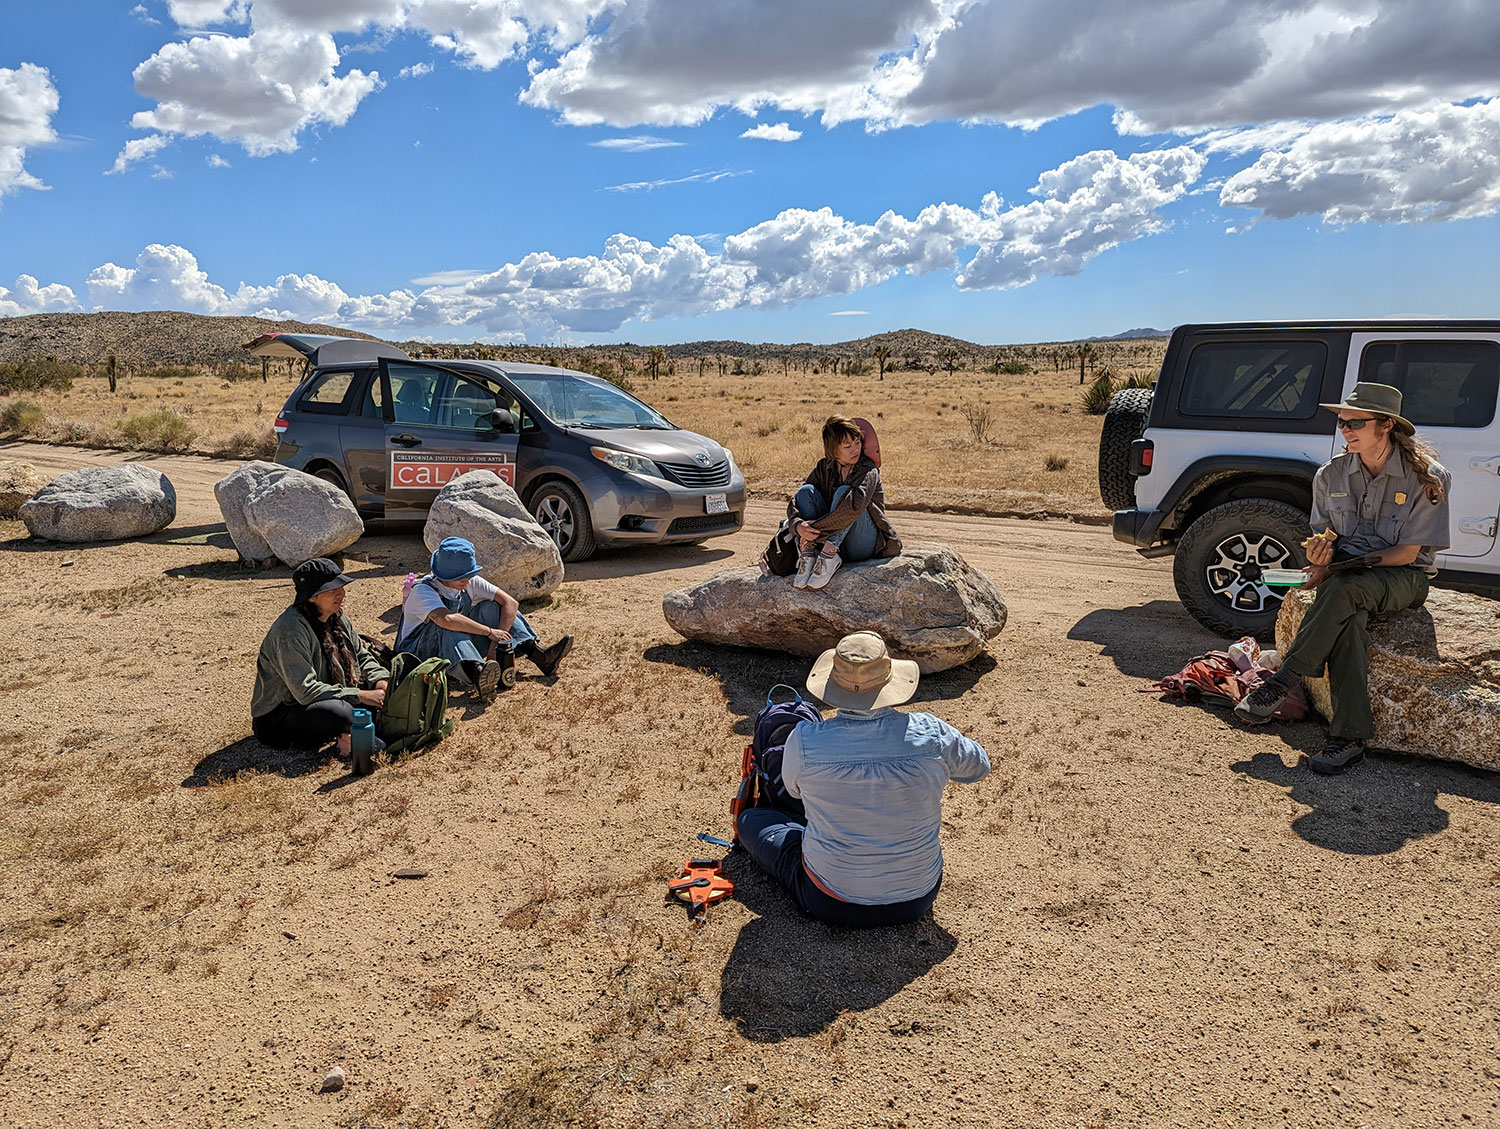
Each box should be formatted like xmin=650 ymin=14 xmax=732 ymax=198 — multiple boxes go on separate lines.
xmin=398 ymin=574 xmax=500 ymax=646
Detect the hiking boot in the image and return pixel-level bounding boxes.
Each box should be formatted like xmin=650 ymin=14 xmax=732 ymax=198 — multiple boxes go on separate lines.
xmin=1310 ymin=737 xmax=1365 ymax=775
xmin=805 ymin=552 xmax=842 ymax=590
xmin=530 ymin=635 xmax=574 ymax=678
xmin=476 ymin=659 xmax=503 ymax=697
xmin=792 ymin=551 xmax=817 ymax=589
xmin=1233 ymin=674 xmax=1293 ymax=725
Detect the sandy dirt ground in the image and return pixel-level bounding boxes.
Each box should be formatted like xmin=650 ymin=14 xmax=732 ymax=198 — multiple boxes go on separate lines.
xmin=1 ymin=441 xmax=1498 ymax=1129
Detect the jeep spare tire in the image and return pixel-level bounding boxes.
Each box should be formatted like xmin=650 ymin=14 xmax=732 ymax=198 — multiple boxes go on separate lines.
xmin=1173 ymin=498 xmax=1309 ymax=641
xmin=1098 ymin=387 xmax=1152 ymax=511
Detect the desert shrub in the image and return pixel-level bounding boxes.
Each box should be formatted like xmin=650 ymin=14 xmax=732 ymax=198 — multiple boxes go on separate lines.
xmin=216 ymin=363 xmax=259 ymax=383
xmin=54 ymin=419 xmax=116 ymax=447
xmin=962 ymin=403 xmax=994 ymax=443
xmin=1124 ymin=372 xmax=1155 ymax=390
xmin=0 ymin=357 xmax=80 ymax=394
xmin=210 ymin=429 xmax=278 ymax=459
xmin=139 ymin=365 xmax=198 ymax=381
xmin=994 ymin=359 xmax=1031 ymax=375
xmin=119 ymin=410 xmax=196 ymax=452
xmin=0 ymin=399 xmax=46 ymax=434
xmin=1044 ymin=451 xmax=1070 ymax=471
xmin=1081 ymin=372 xmax=1118 ymax=415
xmin=844 ymin=357 xmax=870 ymax=377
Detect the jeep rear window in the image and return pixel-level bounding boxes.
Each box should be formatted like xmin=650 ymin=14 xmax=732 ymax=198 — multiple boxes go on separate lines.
xmin=1359 ymin=340 xmax=1499 ymax=428
xmin=1179 ymin=342 xmax=1326 ymax=420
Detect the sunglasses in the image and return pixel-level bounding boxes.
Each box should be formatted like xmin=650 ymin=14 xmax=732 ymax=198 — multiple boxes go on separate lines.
xmin=1336 ymin=416 xmax=1376 ymax=431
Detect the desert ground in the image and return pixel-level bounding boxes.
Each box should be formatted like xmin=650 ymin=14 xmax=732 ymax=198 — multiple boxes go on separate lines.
xmin=2 ymin=438 xmax=1499 ymax=1129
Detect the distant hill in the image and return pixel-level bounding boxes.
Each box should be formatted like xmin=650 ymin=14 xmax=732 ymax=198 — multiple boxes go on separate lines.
xmin=0 ymin=312 xmax=1166 ymax=369
xmin=0 ymin=311 xmax=381 ymax=366
xmin=1086 ymin=327 xmax=1168 ymax=341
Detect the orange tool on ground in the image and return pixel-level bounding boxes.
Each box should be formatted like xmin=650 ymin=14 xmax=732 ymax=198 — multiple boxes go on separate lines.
xmin=667 ymin=857 xmax=734 ymax=921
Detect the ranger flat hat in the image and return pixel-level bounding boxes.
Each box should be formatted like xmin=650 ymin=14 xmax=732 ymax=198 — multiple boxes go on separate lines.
xmin=806 ymin=631 xmax=919 ymax=709
xmin=1319 ymin=381 xmax=1414 ymax=435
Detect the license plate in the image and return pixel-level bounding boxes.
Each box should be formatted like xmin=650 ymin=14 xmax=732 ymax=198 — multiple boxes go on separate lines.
xmin=704 ymin=493 xmax=728 ymax=514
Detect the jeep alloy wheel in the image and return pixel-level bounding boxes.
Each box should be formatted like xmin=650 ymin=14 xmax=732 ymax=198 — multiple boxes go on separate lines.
xmin=1172 ymin=498 xmax=1308 ymax=640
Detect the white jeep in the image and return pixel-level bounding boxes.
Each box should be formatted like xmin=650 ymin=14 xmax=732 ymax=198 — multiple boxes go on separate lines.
xmin=1100 ymin=320 xmax=1500 ymax=638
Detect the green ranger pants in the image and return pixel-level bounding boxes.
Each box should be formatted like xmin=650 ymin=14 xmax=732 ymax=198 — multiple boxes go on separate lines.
xmin=1280 ymin=567 xmax=1429 ymax=740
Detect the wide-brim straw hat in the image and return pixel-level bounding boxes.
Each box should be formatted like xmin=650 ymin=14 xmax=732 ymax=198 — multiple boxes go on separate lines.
xmin=806 ymin=631 xmax=919 ymax=709
xmin=1319 ymin=381 xmax=1414 ymax=435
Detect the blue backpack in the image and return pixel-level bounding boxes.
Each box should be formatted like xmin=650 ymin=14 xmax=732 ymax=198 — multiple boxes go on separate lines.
xmin=732 ymin=684 xmax=822 ymax=824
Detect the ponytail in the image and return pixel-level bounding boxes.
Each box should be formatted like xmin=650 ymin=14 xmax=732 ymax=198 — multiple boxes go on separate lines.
xmin=1390 ymin=429 xmax=1446 ymax=503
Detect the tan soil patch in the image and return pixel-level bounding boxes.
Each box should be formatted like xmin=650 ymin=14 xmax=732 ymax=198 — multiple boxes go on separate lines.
xmin=0 ymin=444 xmax=1497 ymax=1128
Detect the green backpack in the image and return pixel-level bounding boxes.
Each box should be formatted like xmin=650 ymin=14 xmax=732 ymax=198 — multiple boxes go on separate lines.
xmin=376 ymin=652 xmax=455 ymax=758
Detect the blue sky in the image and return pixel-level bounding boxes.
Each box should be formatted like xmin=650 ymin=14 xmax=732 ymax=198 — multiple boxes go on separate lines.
xmin=1 ymin=1 xmax=1498 ymax=345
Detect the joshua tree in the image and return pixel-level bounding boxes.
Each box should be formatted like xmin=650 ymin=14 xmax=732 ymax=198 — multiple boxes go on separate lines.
xmin=939 ymin=348 xmax=960 ymax=376
xmin=873 ymin=344 xmax=892 ymax=381
xmin=106 ymin=354 xmax=118 ymax=394
xmin=1077 ymin=341 xmax=1095 ymax=385
xmin=647 ymin=345 xmax=666 ymax=381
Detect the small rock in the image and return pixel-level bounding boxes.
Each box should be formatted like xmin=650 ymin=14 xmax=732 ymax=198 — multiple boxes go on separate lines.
xmin=61 ymin=559 xmax=75 ymax=567
xmin=392 ymin=868 xmax=429 ymax=880
xmin=745 ymin=1078 xmax=759 ymax=1093
xmin=282 ymin=930 xmax=296 ymax=940
xmin=319 ymin=1066 xmax=345 ymax=1093
xmin=0 ymin=461 xmax=49 ymax=519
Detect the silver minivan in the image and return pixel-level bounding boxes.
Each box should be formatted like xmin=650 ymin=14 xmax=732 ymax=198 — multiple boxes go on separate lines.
xmin=253 ymin=334 xmax=746 ymax=561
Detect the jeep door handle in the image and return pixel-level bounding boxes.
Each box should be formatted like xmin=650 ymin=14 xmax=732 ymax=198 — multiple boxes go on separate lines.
xmin=391 ymin=434 xmax=423 ymax=447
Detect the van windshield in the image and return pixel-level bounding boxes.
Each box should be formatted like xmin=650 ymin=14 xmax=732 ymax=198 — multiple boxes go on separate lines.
xmin=508 ymin=373 xmax=674 ymax=430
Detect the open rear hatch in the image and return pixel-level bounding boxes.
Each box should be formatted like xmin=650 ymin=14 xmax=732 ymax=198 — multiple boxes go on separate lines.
xmin=242 ymin=333 xmax=409 ymax=369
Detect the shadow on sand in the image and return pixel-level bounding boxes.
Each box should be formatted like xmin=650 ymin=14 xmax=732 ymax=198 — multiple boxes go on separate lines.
xmin=716 ymin=851 xmax=957 ymax=1042
xmin=1231 ymin=750 xmax=1500 ymax=856
xmin=643 ymin=642 xmax=998 ymax=736
xmin=181 ymin=736 xmax=342 ymax=787
xmin=1067 ymin=599 xmax=1222 ymax=680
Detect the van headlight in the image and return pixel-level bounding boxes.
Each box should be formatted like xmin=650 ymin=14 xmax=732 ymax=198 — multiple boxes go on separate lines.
xmin=722 ymin=447 xmax=735 ymax=469
xmin=590 ymin=446 xmax=661 ymax=479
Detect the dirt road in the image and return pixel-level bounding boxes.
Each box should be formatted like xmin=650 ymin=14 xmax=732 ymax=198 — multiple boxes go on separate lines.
xmin=3 ymin=441 xmax=1497 ymax=1129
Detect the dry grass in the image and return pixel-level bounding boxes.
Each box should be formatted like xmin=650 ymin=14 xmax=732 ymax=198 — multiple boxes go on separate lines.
xmin=0 ymin=342 xmax=1164 ymax=515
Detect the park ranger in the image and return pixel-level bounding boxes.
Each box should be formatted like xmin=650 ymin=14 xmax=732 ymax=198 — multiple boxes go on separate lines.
xmin=1234 ymin=383 xmax=1451 ymax=774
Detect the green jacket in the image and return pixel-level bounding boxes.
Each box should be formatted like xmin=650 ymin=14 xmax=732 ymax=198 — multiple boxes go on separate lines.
xmin=251 ymin=606 xmax=391 ymax=719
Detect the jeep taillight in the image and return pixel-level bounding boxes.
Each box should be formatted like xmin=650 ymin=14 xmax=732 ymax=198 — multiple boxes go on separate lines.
xmin=1130 ymin=438 xmax=1153 ymax=475
xmin=273 ymin=416 xmax=290 ymax=434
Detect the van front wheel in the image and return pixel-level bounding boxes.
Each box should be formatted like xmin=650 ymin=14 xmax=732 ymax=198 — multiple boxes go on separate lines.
xmin=530 ymin=481 xmax=596 ymax=563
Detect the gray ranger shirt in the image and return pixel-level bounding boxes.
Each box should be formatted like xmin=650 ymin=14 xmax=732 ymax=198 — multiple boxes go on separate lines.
xmin=1310 ymin=446 xmax=1452 ymax=573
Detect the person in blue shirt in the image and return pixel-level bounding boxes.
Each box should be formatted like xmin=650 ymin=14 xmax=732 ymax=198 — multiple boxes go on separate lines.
xmin=736 ymin=631 xmax=991 ymax=927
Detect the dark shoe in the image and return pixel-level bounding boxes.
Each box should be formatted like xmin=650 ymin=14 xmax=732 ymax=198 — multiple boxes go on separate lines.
xmin=1234 ymin=674 xmax=1292 ymax=725
xmin=530 ymin=635 xmax=574 ymax=678
xmin=1310 ymin=737 xmax=1365 ymax=775
xmin=476 ymin=659 xmax=503 ymax=697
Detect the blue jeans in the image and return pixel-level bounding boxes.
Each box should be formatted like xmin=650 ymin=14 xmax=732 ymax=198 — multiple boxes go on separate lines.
xmin=402 ymin=598 xmax=537 ymax=666
xmin=793 ymin=483 xmax=878 ymax=562
xmin=736 ymin=807 xmax=941 ymax=928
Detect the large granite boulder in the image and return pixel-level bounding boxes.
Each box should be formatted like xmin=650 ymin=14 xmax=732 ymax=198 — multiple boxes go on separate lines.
xmin=0 ymin=461 xmax=48 ymax=519
xmin=422 ymin=471 xmax=564 ymax=598
xmin=19 ymin=464 xmax=175 ymax=541
xmin=1277 ymin=586 xmax=1500 ymax=771
xmin=214 ymin=460 xmax=363 ymax=566
xmin=663 ymin=541 xmax=1006 ymax=673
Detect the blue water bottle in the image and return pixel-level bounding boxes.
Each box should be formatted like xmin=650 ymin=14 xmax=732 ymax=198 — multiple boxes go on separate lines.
xmin=351 ymin=708 xmax=376 ymax=776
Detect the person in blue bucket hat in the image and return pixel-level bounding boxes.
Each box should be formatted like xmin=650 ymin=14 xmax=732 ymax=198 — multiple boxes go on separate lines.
xmin=397 ymin=536 xmax=573 ymax=696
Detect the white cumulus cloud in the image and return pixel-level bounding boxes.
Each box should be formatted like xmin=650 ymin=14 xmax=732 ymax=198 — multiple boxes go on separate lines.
xmin=108 ymin=134 xmax=173 ymax=175
xmin=1220 ymin=97 xmax=1500 ymax=224
xmin=0 ymin=63 xmax=60 ymax=204
xmin=206 ymin=153 xmax=231 ymax=167
xmin=399 ymin=61 xmax=433 ymax=78
xmin=740 ymin=122 xmax=801 ymax=142
xmin=72 ymin=145 xmax=1201 ymax=336
xmin=121 ymin=24 xmax=381 ymax=161
xmin=0 ymin=274 xmax=81 ymax=317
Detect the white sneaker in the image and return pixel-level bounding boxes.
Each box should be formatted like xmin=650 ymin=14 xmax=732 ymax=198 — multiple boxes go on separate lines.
xmin=792 ymin=552 xmax=816 ymax=589
xmin=806 ymin=552 xmax=842 ymax=589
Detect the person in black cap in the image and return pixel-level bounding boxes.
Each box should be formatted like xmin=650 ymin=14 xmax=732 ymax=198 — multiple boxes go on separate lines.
xmin=251 ymin=558 xmax=391 ymax=755
xmin=1235 ymin=382 xmax=1451 ymax=774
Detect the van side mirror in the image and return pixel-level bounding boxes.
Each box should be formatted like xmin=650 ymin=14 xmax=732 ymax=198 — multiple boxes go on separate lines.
xmin=484 ymin=409 xmax=517 ymax=434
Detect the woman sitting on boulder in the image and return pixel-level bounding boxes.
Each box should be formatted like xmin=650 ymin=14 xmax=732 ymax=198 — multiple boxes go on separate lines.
xmin=251 ymin=558 xmax=390 ymax=755
xmin=398 ymin=536 xmax=573 ymax=695
xmin=774 ymin=416 xmax=901 ymax=590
